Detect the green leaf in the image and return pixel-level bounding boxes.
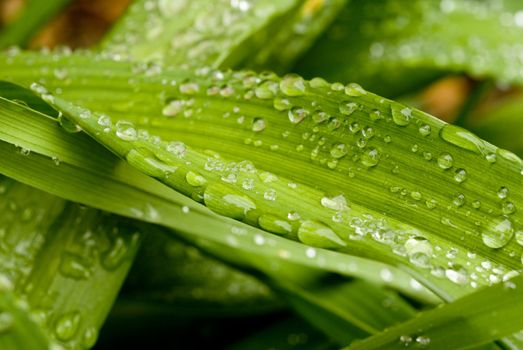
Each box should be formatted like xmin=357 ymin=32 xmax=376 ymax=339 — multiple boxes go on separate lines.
xmin=0 ymin=0 xmax=72 ymax=48
xmin=0 ymin=91 xmax=436 ymax=304
xmin=275 ymin=278 xmax=415 ymax=346
xmin=0 ymin=290 xmax=50 ymax=349
xmin=123 ymin=227 xmax=281 ymax=316
xmin=0 ymin=175 xmax=142 ymax=348
xmin=4 ymin=52 xmax=521 ymax=302
xmin=101 ymin=0 xmax=299 ymax=65
xmin=344 ymin=275 xmax=523 ymax=350
xmin=228 ymin=316 xmax=335 ymax=350
xmin=295 ymin=0 xmax=523 ymax=96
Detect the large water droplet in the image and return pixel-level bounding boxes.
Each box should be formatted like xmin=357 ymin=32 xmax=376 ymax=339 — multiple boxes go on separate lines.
xmin=320 ymin=195 xmax=348 ymax=211
xmin=344 ymin=83 xmax=367 ymax=96
xmin=204 ymin=183 xmax=256 ymax=220
xmin=439 ymin=124 xmax=486 ymax=154
xmin=297 ymin=221 xmax=346 ymax=248
xmin=482 ymin=217 xmax=514 ymax=249
xmin=258 ymin=214 xmax=292 ymax=235
xmin=445 ymin=264 xmax=468 ymax=285
xmin=330 ymin=143 xmax=348 ymax=159
xmin=280 ymin=74 xmax=306 ymax=96
xmin=437 ymin=153 xmax=454 ymax=169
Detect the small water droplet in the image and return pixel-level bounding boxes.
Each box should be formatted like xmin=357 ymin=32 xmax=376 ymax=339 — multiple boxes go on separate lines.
xmin=391 ymin=105 xmax=412 ymax=126
xmin=54 ymin=311 xmax=81 ymax=341
xmin=418 ymin=124 xmax=431 ymax=136
xmin=361 ymin=148 xmax=380 ymax=167
xmin=186 ymin=171 xmax=207 ymax=187
xmin=252 ymin=118 xmax=266 ymax=132
xmin=162 ymin=99 xmax=184 ymax=116
xmin=339 ymin=102 xmax=358 ymax=115
xmin=446 ymin=264 xmax=468 ymax=285
xmin=166 ymin=141 xmax=187 ymax=158
xmin=116 ymin=121 xmax=137 ymax=141
xmin=288 ymin=107 xmax=309 ymax=124
xmin=454 ymin=168 xmax=468 ymax=183
xmin=273 ymin=97 xmax=291 ymax=111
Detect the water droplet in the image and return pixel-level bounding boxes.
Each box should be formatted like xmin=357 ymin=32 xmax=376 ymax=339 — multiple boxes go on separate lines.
xmin=102 ymin=232 xmax=140 ymax=270
xmin=497 ymin=187 xmax=509 ymax=199
xmin=162 ymin=99 xmax=184 ymax=116
xmin=264 ymin=189 xmax=277 ymax=201
xmin=312 ymin=111 xmax=330 ymax=124
xmin=445 ymin=264 xmax=468 ymax=285
xmin=309 ymin=77 xmax=329 ymax=88
xmin=391 ymin=105 xmax=412 ymax=126
xmin=497 ymin=148 xmax=522 ymax=165
xmin=166 ymin=141 xmax=187 ymax=158
xmin=339 ymin=102 xmax=358 ymax=115
xmin=280 ymin=74 xmax=306 ymax=96
xmin=453 ymin=193 xmax=465 ymax=207
xmin=82 ymin=327 xmax=98 ymax=348
xmin=179 ymin=82 xmax=200 ymax=94
xmin=258 ymin=215 xmax=292 ymax=235
xmin=440 ymin=124 xmax=486 ymax=154
xmin=297 ymin=221 xmax=346 ymax=248
xmin=204 ymin=183 xmax=256 ymax=220
xmin=405 ymin=237 xmax=433 ymax=268
xmin=330 ymin=143 xmax=348 ymax=159
xmin=399 ymin=335 xmax=412 ymax=346
xmin=116 ymin=121 xmax=137 ymax=141
xmin=97 ymin=114 xmax=112 ymax=128
xmin=273 ymin=97 xmax=291 ymax=111
xmin=321 ymin=195 xmax=348 ymax=211
xmin=288 ymin=107 xmax=309 ymax=124
xmin=482 ymin=217 xmax=514 ymax=249
xmin=344 ymin=83 xmax=367 ymax=96
xmin=186 ymin=171 xmax=207 ymax=187
xmin=454 ymin=168 xmax=467 ymax=183
xmin=59 ymin=252 xmax=91 ymax=280
xmin=437 ymin=153 xmax=454 ymax=169
xmin=54 ymin=311 xmax=81 ymax=341
xmin=361 ymin=148 xmax=380 ymax=167
xmin=416 ymin=335 xmax=431 ymax=347
xmin=252 ymin=118 xmax=266 ymax=132
xmin=59 ymin=116 xmax=82 ymax=133
xmin=418 ymin=124 xmax=431 ymax=136
xmin=255 ymin=81 xmax=278 ymax=99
